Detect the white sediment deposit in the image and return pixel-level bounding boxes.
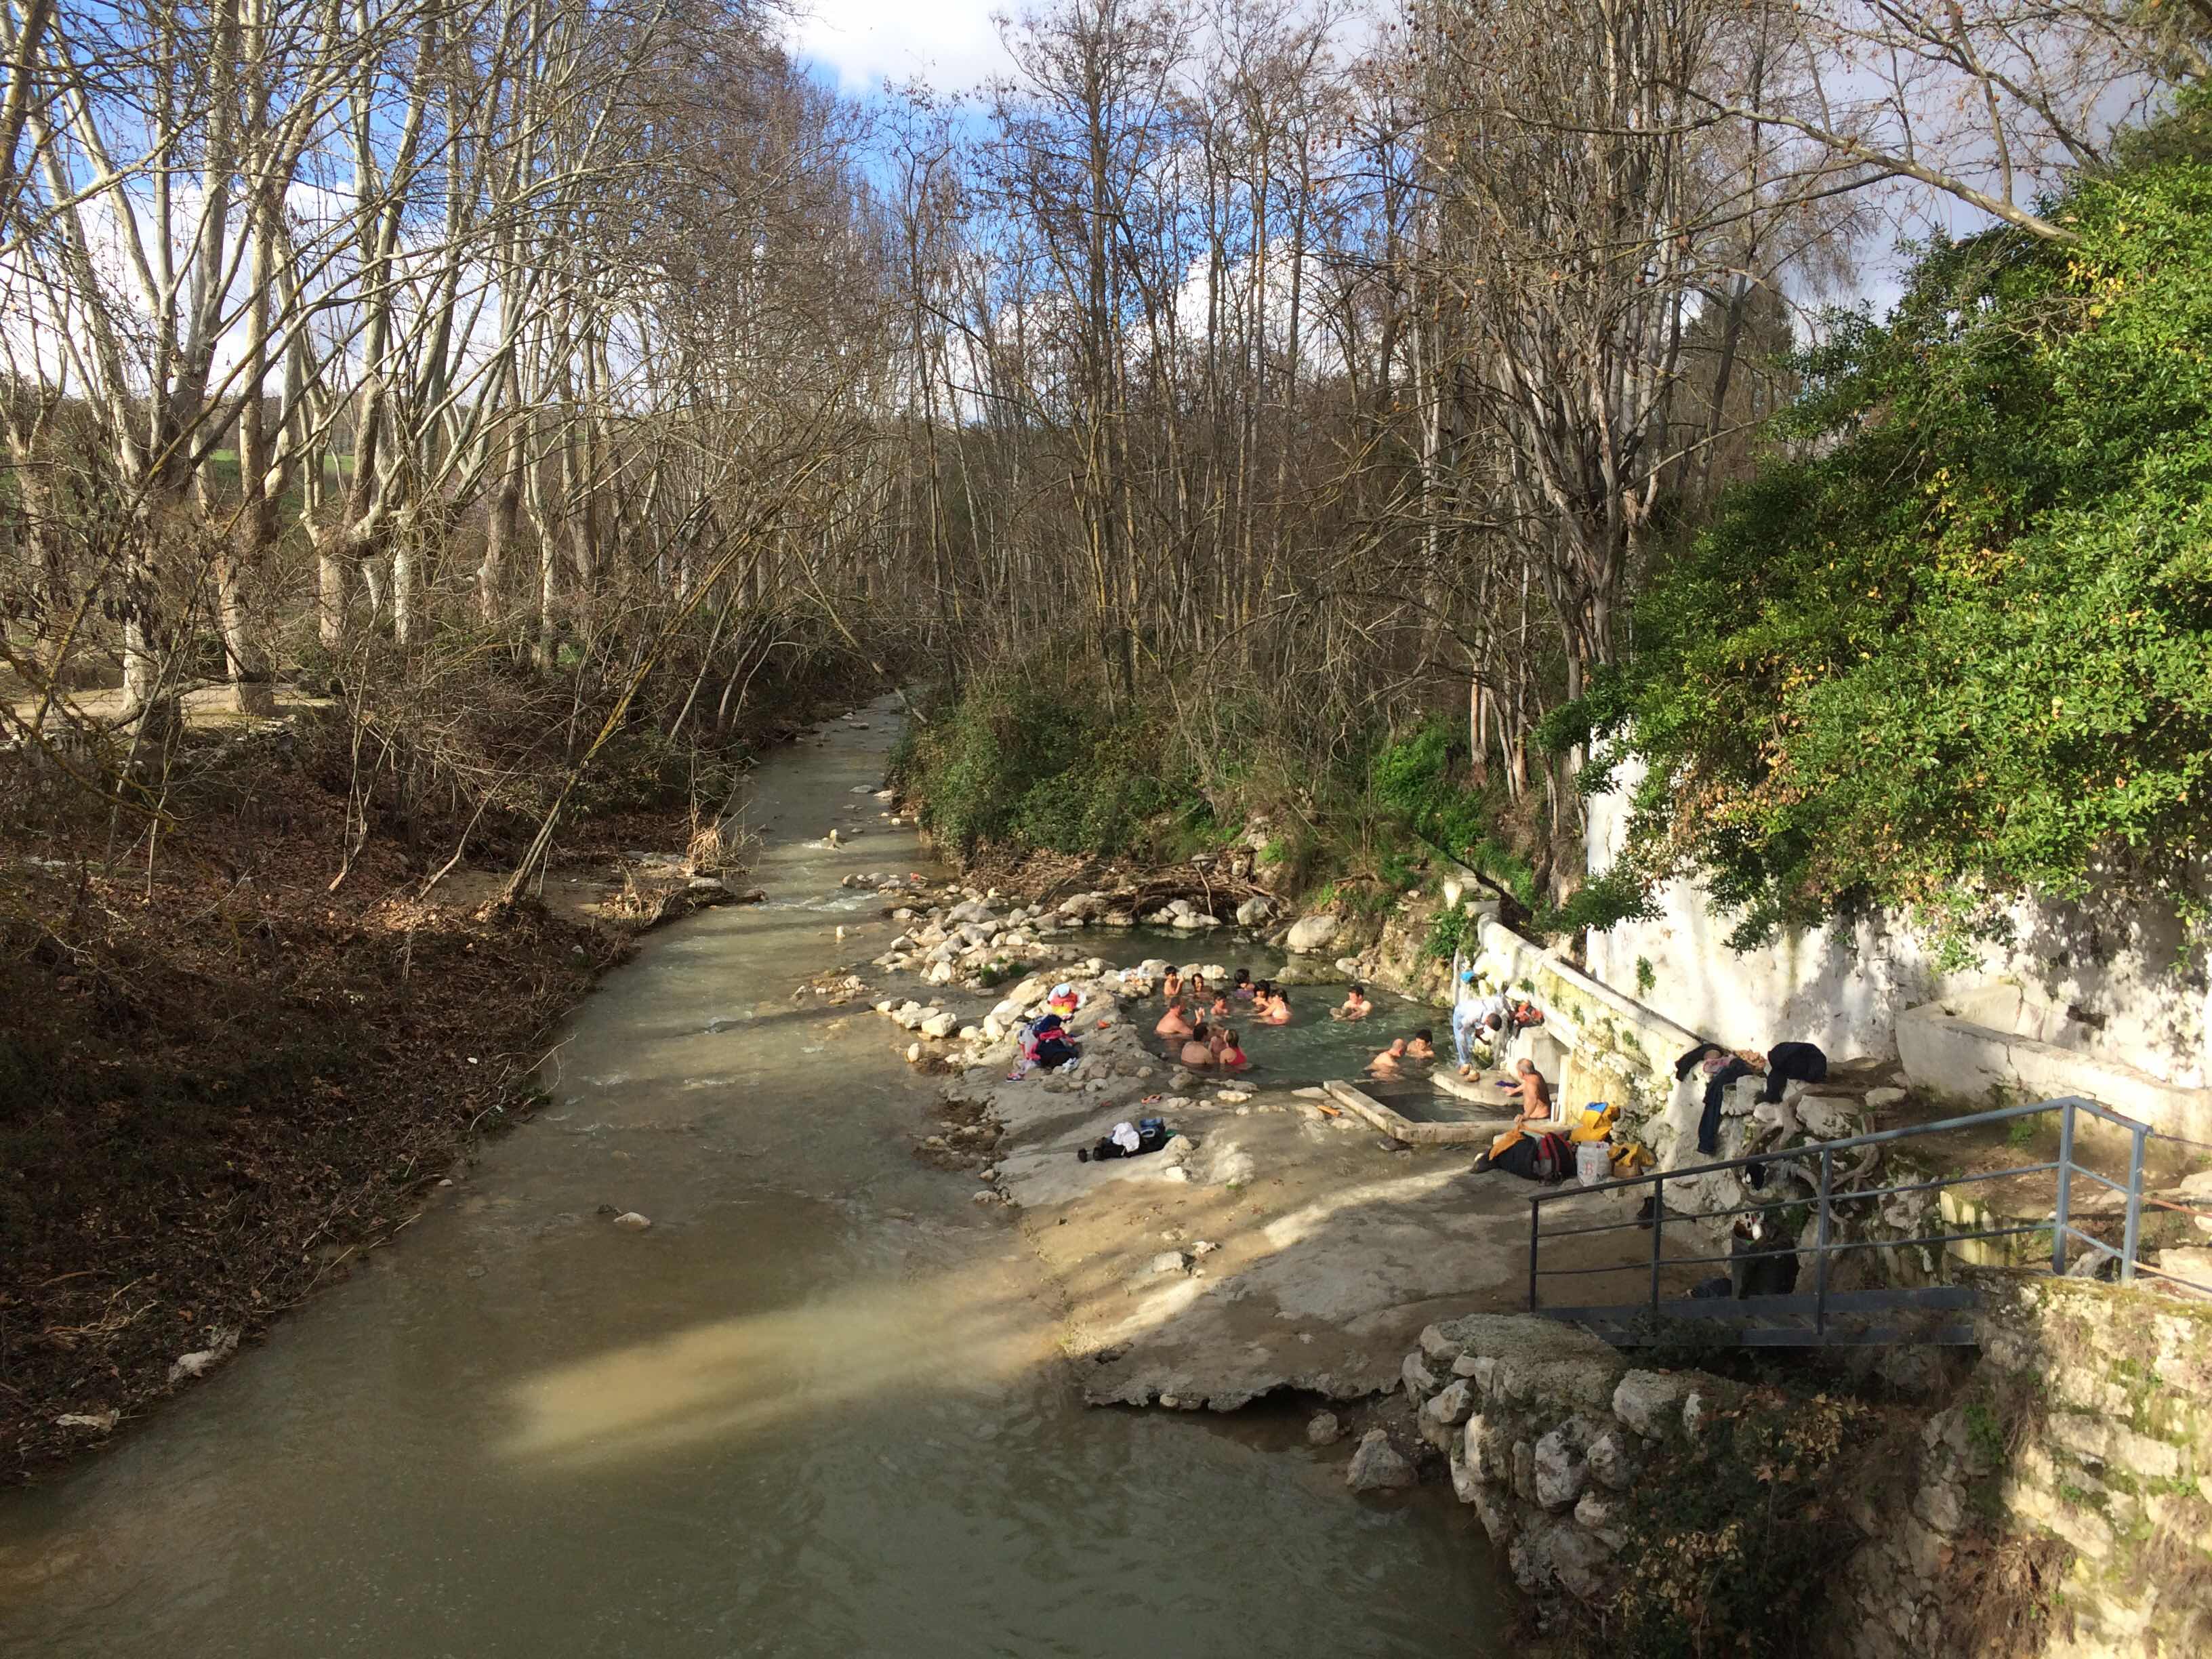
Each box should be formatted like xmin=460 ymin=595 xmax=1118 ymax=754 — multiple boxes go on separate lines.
xmin=859 ymin=902 xmax=1538 ymax=1413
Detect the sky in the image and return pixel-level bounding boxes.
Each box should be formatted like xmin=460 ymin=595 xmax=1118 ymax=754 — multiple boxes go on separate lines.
xmin=787 ymin=0 xmax=1013 ymax=94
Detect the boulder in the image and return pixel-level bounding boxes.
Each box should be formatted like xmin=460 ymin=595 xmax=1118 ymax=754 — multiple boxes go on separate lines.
xmin=1235 ymin=895 xmax=1274 ymax=926
xmin=1402 ymin=1351 xmax=1439 ymax=1405
xmin=1585 ymin=1429 xmax=1634 ymax=1491
xmin=1286 ymin=914 xmax=1339 ymax=953
xmin=1345 ymin=1429 xmax=1416 ymax=1492
xmin=1611 ymin=1369 xmax=1694 ymax=1438
xmin=1797 ymin=1094 xmax=1863 ymax=1139
xmin=1531 ymin=1424 xmax=1587 ymax=1510
xmin=919 ymin=1010 xmax=958 ymax=1040
xmin=1422 ymin=1379 xmax=1477 ymax=1427
xmin=1306 ymin=1411 xmax=1343 ymax=1446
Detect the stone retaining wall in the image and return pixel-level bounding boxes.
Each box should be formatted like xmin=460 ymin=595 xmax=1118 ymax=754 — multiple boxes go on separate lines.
xmin=1399 ymin=1278 xmax=2212 ymax=1657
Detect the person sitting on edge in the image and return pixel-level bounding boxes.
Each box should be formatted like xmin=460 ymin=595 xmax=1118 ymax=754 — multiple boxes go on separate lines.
xmin=1233 ymin=968 xmax=1255 ymax=998
xmin=1499 ymin=1057 xmax=1553 ymax=1120
xmin=1368 ymin=1038 xmax=1408 ymax=1080
xmin=1218 ymin=1027 xmax=1249 ymax=1069
xmin=1406 ymin=1028 xmax=1436 ymax=1061
xmin=1181 ymin=1022 xmax=1216 ymax=1069
xmin=1156 ymin=1000 xmax=1193 ymax=1040
xmin=1257 ymin=983 xmax=1292 ymax=1025
xmin=1333 ymin=983 xmax=1374 ymax=1021
xmin=1163 ymin=967 xmax=1183 ymax=1002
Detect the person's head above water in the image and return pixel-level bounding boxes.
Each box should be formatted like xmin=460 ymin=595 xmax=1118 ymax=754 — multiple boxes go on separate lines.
xmin=1350 ymin=983 xmax=1367 ymax=997
xmin=1191 ymin=1021 xmax=1210 ymax=1042
xmin=1234 ymin=968 xmax=1251 ymax=985
xmin=1414 ymin=1027 xmax=1432 ymax=1043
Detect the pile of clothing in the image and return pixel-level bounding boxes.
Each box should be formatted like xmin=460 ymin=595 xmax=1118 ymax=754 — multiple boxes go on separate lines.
xmin=1076 ymin=1117 xmax=1172 ymax=1163
xmin=1676 ymin=1040 xmax=1828 ymax=1155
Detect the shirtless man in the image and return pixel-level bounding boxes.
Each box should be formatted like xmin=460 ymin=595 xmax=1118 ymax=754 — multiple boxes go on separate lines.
xmin=1181 ymin=1023 xmax=1216 ymax=1069
xmin=1504 ymin=1058 xmax=1554 ymax=1124
xmin=1406 ymin=1028 xmax=1436 ymax=1061
xmin=1368 ymin=1038 xmax=1408 ymax=1080
xmin=1333 ymin=983 xmax=1374 ymax=1021
xmin=1155 ymin=1000 xmax=1193 ymax=1040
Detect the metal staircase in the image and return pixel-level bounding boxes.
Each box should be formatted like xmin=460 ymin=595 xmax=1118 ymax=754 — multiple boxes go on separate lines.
xmin=1525 ymin=1094 xmax=2153 ymax=1349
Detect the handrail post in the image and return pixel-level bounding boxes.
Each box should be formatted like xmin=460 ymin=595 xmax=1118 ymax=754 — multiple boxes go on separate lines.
xmin=2120 ymin=1124 xmax=2147 ymax=1284
xmin=2055 ymin=1102 xmax=2075 ymax=1276
xmin=1814 ymin=1147 xmax=1833 ymax=1337
xmin=1528 ymin=1195 xmax=1542 ymax=1311
xmin=1648 ymin=1174 xmax=1664 ymax=1326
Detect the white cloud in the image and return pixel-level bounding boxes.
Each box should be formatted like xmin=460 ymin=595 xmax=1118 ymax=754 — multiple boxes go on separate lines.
xmin=787 ymin=0 xmax=1012 ymax=94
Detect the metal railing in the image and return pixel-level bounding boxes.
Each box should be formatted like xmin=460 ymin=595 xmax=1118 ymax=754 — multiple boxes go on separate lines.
xmin=1525 ymin=1094 xmax=2161 ymax=1346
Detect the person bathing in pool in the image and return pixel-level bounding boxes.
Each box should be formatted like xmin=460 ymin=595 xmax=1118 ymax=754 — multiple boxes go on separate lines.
xmin=1233 ymin=969 xmax=1254 ymax=999
xmin=1406 ymin=1028 xmax=1436 ymax=1061
xmin=1162 ymin=967 xmax=1183 ymax=1002
xmin=1208 ymin=990 xmax=1233 ymax=1020
xmin=1332 ymin=983 xmax=1373 ymax=1021
xmin=1368 ymin=1038 xmax=1408 ymax=1080
xmin=1217 ymin=1028 xmax=1249 ymax=1070
xmin=1256 ymin=983 xmax=1292 ymax=1025
xmin=1155 ymin=999 xmax=1193 ymax=1040
xmin=1180 ymin=1022 xmax=1216 ymax=1069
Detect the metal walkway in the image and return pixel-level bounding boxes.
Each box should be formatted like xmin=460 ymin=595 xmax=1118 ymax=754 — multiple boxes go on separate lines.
xmin=1525 ymin=1094 xmax=2155 ymax=1349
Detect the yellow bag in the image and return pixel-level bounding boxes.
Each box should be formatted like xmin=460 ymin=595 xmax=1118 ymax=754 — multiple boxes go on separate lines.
xmin=1610 ymin=1139 xmax=1654 ymax=1175
xmin=1568 ymin=1104 xmax=1620 ymax=1144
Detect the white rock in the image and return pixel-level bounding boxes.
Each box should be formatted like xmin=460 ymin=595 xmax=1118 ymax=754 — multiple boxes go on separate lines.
xmin=1149 ymin=1250 xmax=1192 ymax=1275
xmin=1797 ymin=1095 xmax=1862 ymax=1139
xmin=166 ymin=1327 xmax=241 ymax=1385
xmin=920 ymin=1010 xmax=958 ymax=1039
xmin=612 ymin=1211 xmax=652 ymax=1231
xmin=1864 ymin=1086 xmax=1908 ymax=1110
xmin=1531 ymin=1425 xmax=1586 ymax=1510
xmin=1286 ymin=914 xmax=1338 ymax=953
xmin=1422 ymin=1380 xmax=1477 ymax=1427
xmin=1683 ymin=1391 xmax=1712 ymax=1437
xmin=1611 ymin=1370 xmax=1693 ymax=1438
xmin=1345 ymin=1429 xmax=1416 ymax=1492
xmin=1235 ymin=895 xmax=1274 ymax=926
xmin=1586 ymin=1430 xmax=1633 ymax=1491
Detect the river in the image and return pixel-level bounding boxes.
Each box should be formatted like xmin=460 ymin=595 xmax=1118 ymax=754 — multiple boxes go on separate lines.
xmin=0 ymin=700 xmax=1509 ymax=1657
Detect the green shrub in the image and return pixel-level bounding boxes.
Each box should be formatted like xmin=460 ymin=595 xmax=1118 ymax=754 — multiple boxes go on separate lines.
xmin=896 ymin=678 xmax=1196 ymax=858
xmin=1569 ymin=125 xmax=2212 ymax=951
xmin=1370 ymin=720 xmax=1538 ymax=907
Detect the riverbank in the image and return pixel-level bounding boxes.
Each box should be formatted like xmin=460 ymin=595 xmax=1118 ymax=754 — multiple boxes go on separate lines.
xmin=0 ymin=704 xmax=834 ymax=1483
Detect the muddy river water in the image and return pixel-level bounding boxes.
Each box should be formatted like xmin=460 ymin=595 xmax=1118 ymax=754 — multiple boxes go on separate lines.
xmin=0 ymin=702 xmax=1509 ymax=1657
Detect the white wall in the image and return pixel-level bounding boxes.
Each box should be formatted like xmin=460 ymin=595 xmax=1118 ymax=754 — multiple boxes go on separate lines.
xmin=1582 ymin=758 xmax=2211 ymax=1090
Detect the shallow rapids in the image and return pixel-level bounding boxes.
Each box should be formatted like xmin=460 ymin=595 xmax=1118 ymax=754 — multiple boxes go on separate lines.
xmin=0 ymin=699 xmax=1509 ymax=1657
